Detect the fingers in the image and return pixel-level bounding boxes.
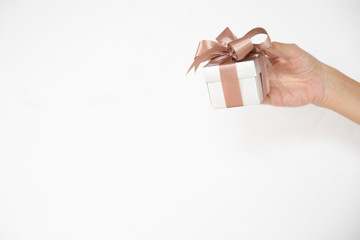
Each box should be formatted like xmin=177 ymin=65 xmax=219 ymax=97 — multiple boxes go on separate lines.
xmin=271 ymin=41 xmax=301 ymax=59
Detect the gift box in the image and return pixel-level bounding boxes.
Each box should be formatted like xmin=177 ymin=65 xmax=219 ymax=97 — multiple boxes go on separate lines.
xmin=188 ymin=27 xmax=288 ymax=109
xmin=203 ymin=54 xmax=269 ymax=109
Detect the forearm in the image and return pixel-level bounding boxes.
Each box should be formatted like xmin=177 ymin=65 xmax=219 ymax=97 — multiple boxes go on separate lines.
xmin=317 ymin=63 xmax=360 ymax=124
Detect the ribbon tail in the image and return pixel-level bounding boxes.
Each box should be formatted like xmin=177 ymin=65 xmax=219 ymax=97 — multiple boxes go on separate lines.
xmin=186 ymin=62 xmax=196 ymax=75
xmin=186 ymin=56 xmax=207 ymax=75
xmin=187 ymin=46 xmax=230 ymax=74
xmin=264 ymin=55 xmax=274 ymax=72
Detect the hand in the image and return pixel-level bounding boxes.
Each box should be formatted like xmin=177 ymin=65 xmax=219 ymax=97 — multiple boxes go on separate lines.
xmin=262 ymin=42 xmax=360 ymax=124
xmin=262 ymin=42 xmax=326 ymax=107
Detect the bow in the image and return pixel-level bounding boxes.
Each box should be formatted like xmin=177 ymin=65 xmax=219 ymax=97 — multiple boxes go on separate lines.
xmin=187 ymin=27 xmax=288 ymax=74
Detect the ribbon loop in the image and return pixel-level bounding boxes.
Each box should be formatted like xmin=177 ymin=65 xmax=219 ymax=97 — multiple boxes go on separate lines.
xmin=228 ymin=37 xmax=253 ymax=60
xmin=216 ymin=27 xmax=237 ymax=45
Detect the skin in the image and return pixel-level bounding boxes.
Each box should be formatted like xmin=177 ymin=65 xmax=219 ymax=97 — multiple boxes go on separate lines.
xmin=262 ymin=42 xmax=360 ymax=125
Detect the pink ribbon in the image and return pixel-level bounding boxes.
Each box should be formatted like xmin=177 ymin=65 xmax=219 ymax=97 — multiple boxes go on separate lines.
xmin=187 ymin=27 xmax=288 ymax=74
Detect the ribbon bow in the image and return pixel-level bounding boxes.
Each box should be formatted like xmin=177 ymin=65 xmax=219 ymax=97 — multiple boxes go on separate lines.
xmin=187 ymin=27 xmax=288 ymax=74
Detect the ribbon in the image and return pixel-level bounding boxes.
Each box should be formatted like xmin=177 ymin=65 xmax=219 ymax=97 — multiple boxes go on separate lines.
xmin=187 ymin=27 xmax=289 ymax=107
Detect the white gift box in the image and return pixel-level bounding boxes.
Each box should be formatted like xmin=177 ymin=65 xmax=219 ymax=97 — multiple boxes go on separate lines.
xmin=202 ymin=54 xmax=270 ymax=109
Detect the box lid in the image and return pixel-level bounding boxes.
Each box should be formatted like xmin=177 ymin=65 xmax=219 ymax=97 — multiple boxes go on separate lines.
xmin=202 ymin=56 xmax=258 ymax=83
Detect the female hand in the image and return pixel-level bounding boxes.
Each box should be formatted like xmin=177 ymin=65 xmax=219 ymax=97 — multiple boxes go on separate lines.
xmin=262 ymin=42 xmax=325 ymax=107
xmin=262 ymin=42 xmax=360 ymax=124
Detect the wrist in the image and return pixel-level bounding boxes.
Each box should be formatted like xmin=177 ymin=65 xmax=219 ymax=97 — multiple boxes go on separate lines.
xmin=314 ymin=62 xmax=360 ymax=124
xmin=313 ymin=62 xmax=336 ymax=109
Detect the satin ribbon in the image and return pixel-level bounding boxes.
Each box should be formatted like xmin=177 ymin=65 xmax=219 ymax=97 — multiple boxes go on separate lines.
xmin=187 ymin=27 xmax=288 ymax=73
xmin=187 ymin=27 xmax=288 ymax=107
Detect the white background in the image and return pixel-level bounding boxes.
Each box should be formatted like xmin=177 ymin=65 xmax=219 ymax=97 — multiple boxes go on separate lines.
xmin=0 ymin=0 xmax=359 ymax=239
